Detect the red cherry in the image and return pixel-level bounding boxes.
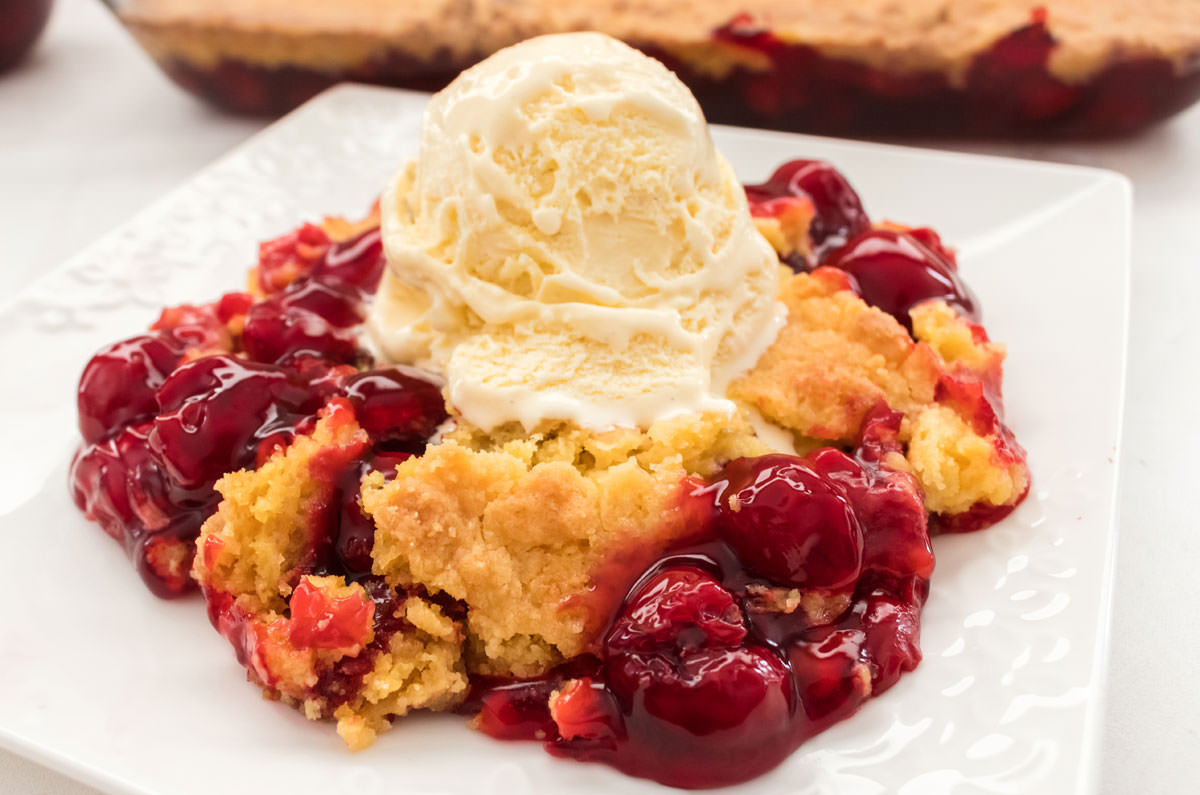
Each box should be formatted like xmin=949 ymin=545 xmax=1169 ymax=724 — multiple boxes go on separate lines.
xmin=69 ymin=421 xmax=206 ymax=597
xmin=341 ymin=367 xmax=448 ymax=448
xmin=241 ymin=298 xmax=359 ymax=365
xmin=744 ymin=159 xmax=870 ymax=259
xmin=151 ymin=301 xmax=233 ymax=354
xmin=787 ymin=626 xmax=869 ymax=722
xmin=312 ymin=227 xmax=385 ymax=292
xmin=609 ymin=647 xmax=792 ymax=732
xmin=149 ymin=355 xmax=320 ymax=488
xmin=77 ymin=334 xmax=180 ymax=444
xmin=605 ymin=567 xmax=746 ymax=655
xmin=823 ymin=228 xmax=979 ymax=332
xmin=274 ymin=278 xmax=365 ymax=328
xmin=859 ymin=590 xmax=924 ymax=693
xmin=716 ymin=455 xmax=864 ymax=592
xmin=575 ymin=566 xmax=797 ymax=787
xmin=551 ymin=679 xmax=622 ymax=745
xmin=599 ymin=646 xmax=795 ymax=789
xmin=805 ymin=447 xmax=933 ymax=581
xmin=256 ymin=222 xmax=330 ymax=295
xmin=288 ymin=578 xmax=375 ymax=650
xmin=70 ymin=423 xmax=156 ymax=540
xmin=475 ymin=681 xmax=562 ymax=741
xmin=215 ymin=291 xmax=255 ymax=323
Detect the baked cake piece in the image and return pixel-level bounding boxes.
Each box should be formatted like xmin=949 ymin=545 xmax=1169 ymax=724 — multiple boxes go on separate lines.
xmin=739 ymin=159 xmax=1029 ymax=528
xmin=363 ymin=412 xmax=766 ymax=677
xmin=731 ymin=271 xmax=1028 ymax=522
xmin=190 ymin=378 xmax=937 ymax=787
xmin=194 ymin=401 xmax=469 ymax=750
xmin=116 ymin=0 xmax=1200 ymax=133
xmin=70 ymin=162 xmax=1028 ymax=778
xmin=175 ymin=162 xmax=1026 ymax=775
xmin=71 ymin=125 xmax=1028 ymax=788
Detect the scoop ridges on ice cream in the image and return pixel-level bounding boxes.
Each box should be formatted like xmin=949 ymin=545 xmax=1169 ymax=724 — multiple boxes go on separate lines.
xmin=368 ymin=32 xmax=784 ymax=431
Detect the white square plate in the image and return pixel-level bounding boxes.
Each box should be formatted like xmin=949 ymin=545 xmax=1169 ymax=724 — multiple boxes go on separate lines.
xmin=0 ymin=85 xmax=1128 ymax=795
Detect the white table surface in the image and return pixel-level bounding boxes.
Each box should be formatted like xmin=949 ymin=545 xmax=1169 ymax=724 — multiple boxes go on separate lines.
xmin=2 ymin=1 xmax=1196 ymax=793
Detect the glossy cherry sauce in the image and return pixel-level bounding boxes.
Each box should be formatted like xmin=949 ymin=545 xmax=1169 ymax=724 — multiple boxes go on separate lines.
xmin=744 ymin=159 xmax=979 ymax=332
xmin=470 ymin=409 xmax=933 ymax=789
xmin=69 ymin=223 xmax=447 ymax=596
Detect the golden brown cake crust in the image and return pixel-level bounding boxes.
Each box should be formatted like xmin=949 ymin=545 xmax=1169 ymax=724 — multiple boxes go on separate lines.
xmin=121 ymin=0 xmax=1200 ymax=83
xmin=361 ymin=432 xmax=720 ymax=676
xmin=195 ymin=403 xmax=368 ymax=609
xmin=730 ymin=267 xmax=942 ymax=443
xmin=194 ymin=406 xmax=470 ymax=742
xmin=730 ymin=266 xmax=1027 ymax=515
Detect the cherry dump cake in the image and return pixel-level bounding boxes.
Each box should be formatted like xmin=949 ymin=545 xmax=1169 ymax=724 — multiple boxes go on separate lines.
xmin=71 ymin=34 xmax=1029 ymax=789
xmin=113 ymin=0 xmax=1200 ymax=135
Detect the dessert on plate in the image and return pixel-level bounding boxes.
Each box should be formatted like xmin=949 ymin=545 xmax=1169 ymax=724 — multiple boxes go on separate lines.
xmin=110 ymin=0 xmax=1200 ymax=135
xmin=71 ymin=33 xmax=1029 ymax=788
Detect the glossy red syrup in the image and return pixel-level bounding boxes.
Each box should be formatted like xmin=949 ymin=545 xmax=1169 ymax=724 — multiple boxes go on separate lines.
xmin=823 ymin=228 xmax=980 ymax=332
xmin=745 ymin=161 xmax=979 ymax=333
xmin=68 ymin=220 xmax=438 ymax=597
xmin=471 ymin=409 xmax=933 ymax=789
xmin=744 ymin=159 xmax=870 ymax=261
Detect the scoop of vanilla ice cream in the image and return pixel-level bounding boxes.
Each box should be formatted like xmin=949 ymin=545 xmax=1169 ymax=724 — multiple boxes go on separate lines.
xmin=368 ymin=32 xmax=784 ymax=431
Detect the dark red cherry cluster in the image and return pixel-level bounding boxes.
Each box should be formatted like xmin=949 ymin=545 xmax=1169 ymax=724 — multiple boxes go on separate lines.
xmin=70 ymin=223 xmax=445 ymax=596
xmin=744 ymin=158 xmax=979 ymax=332
xmin=472 ymin=409 xmax=934 ymax=789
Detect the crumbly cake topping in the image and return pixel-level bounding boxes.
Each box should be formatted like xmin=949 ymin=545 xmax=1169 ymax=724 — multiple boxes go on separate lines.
xmin=730 ymin=268 xmax=1026 ymax=515
xmin=363 ymin=444 xmax=683 ymax=675
xmin=446 ymin=409 xmax=768 ymax=479
xmin=730 ymin=268 xmax=942 ymax=444
xmin=121 ymin=0 xmax=1200 ymax=83
xmin=195 ymin=406 xmax=470 ymax=743
xmin=196 ymin=404 xmax=369 ymax=610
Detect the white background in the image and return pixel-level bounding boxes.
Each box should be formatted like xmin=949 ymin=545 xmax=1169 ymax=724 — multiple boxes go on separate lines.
xmin=1 ymin=1 xmax=1196 ymax=792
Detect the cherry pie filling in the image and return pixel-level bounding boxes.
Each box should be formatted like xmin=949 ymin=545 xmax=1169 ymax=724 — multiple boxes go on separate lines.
xmin=470 ymin=412 xmax=931 ymax=789
xmin=71 ymin=159 xmax=1026 ymax=787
